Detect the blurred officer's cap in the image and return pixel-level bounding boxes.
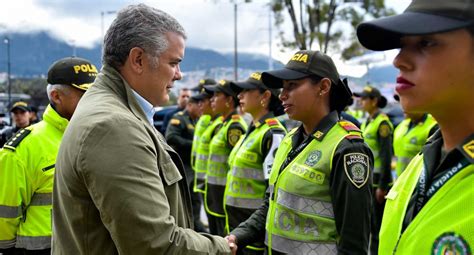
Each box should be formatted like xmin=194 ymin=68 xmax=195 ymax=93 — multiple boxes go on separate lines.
xmin=357 ymin=0 xmax=474 ymax=51
xmin=10 ymin=101 xmax=31 ymax=112
xmin=47 ymin=57 xmax=98 ymax=91
xmin=204 ymin=79 xmax=240 ymax=98
xmin=230 ymin=72 xmax=280 ymax=97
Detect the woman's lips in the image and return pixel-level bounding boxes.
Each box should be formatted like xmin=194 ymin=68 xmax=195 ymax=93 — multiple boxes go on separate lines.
xmin=395 ymin=76 xmax=415 ymax=93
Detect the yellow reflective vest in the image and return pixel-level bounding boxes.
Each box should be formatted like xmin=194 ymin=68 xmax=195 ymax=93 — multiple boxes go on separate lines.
xmin=0 ymin=105 xmax=68 ymax=250
xmin=393 ymin=114 xmax=437 ymax=176
xmin=379 ymin=153 xmax=473 ymax=254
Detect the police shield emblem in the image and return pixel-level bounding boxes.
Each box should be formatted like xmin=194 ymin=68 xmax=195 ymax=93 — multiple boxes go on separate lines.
xmin=344 ymin=153 xmax=369 ymax=188
xmin=305 ymin=150 xmax=322 ymax=167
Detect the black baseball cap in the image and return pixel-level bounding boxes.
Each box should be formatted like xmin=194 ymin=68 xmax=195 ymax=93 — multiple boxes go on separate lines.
xmin=261 ymin=50 xmax=340 ymax=88
xmin=354 ymin=86 xmax=388 ymax=108
xmin=230 ymin=72 xmax=280 ymax=97
xmin=47 ymin=57 xmax=98 ymax=91
xmin=191 ymin=78 xmax=217 ymax=92
xmin=204 ymin=79 xmax=239 ymax=98
xmin=191 ymin=87 xmax=213 ymax=101
xmin=10 ymin=101 xmax=31 ymax=112
xmin=357 ymin=0 xmax=474 ymax=51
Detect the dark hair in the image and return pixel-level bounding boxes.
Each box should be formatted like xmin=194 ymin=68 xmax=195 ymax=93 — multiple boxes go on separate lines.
xmin=310 ymin=75 xmax=352 ymax=112
xmin=468 ymin=25 xmax=474 ymax=36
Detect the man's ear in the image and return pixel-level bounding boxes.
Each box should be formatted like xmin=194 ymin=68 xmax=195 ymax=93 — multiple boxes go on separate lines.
xmin=49 ymin=89 xmax=61 ymax=106
xmin=128 ymin=47 xmax=145 ymax=74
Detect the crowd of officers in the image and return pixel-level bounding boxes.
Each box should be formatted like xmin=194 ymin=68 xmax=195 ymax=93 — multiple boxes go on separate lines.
xmin=1 ymin=0 xmax=473 ymax=254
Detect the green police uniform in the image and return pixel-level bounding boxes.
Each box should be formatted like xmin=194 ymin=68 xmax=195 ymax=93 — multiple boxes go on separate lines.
xmin=231 ymin=112 xmax=373 ymax=254
xmin=224 ymin=114 xmax=286 ymax=252
xmin=191 ymin=114 xmax=212 ymax=192
xmin=379 ymin=131 xmax=473 ymax=254
xmin=205 ymin=112 xmax=247 ymax=236
xmin=0 ymin=105 xmax=68 ymax=251
xmin=393 ymin=114 xmax=437 ymax=177
xmin=194 ymin=116 xmax=223 ymax=193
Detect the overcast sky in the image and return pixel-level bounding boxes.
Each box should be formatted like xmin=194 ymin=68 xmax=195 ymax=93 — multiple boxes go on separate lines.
xmin=0 ymin=0 xmax=411 ymax=77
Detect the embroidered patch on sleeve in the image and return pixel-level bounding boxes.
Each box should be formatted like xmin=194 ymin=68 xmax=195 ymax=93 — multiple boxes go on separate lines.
xmin=379 ymin=124 xmax=391 ymax=138
xmin=344 ymin=153 xmax=370 ymax=188
xmin=228 ymin=129 xmax=243 ymax=147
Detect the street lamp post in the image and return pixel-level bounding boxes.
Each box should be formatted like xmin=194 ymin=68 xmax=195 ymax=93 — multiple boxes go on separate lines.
xmin=101 ymin=10 xmax=116 ymax=56
xmin=4 ymin=37 xmax=11 ymax=118
xmin=234 ymin=3 xmax=238 ymax=80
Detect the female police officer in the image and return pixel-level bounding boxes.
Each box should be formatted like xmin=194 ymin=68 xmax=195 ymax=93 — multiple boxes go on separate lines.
xmin=226 ymin=50 xmax=373 ymax=254
xmin=224 ymin=72 xmax=286 ymax=254
xmin=204 ymin=80 xmax=247 ymax=236
xmin=357 ymin=0 xmax=474 ymax=253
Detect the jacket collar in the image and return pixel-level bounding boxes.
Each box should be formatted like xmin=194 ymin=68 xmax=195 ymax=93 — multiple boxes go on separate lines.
xmin=43 ymin=104 xmax=69 ymax=132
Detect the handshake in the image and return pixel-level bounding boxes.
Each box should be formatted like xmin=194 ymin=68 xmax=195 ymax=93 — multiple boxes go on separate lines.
xmin=224 ymin=234 xmax=238 ymax=255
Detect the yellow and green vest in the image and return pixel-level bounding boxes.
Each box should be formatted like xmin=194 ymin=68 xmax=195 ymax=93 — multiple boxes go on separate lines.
xmin=379 ymin=153 xmax=473 ymax=254
xmin=0 ymin=105 xmax=68 ymax=250
xmin=205 ymin=114 xmax=247 ymax=216
xmin=265 ymin=122 xmax=362 ymax=254
xmin=361 ymin=113 xmax=393 ymax=184
xmin=193 ymin=116 xmax=222 ymax=193
xmin=393 ymin=115 xmax=436 ymax=176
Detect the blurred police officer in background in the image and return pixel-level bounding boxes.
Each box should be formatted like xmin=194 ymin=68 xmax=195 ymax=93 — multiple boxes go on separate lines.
xmin=0 ymin=102 xmax=31 ymax=147
xmin=357 ymin=0 xmax=474 ymax=253
xmin=0 ymin=56 xmax=97 ymax=255
xmin=354 ymin=85 xmax=393 ymax=254
xmin=161 ymin=87 xmax=191 ymax=134
xmin=224 ymin=72 xmax=286 ymax=254
xmin=226 ymin=50 xmax=373 ymax=254
xmin=393 ymin=94 xmax=438 ymax=179
xmin=52 ymin=4 xmax=233 ymax=254
xmin=204 ymin=80 xmax=247 ymax=236
xmin=166 ymin=95 xmax=207 ymax=232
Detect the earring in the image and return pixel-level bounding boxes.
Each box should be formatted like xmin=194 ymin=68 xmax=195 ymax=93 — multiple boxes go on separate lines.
xmin=319 ymin=92 xmax=323 ymax=96
xmin=260 ymin=100 xmax=265 ymax=107
xmin=226 ymin=102 xmax=230 ymax=107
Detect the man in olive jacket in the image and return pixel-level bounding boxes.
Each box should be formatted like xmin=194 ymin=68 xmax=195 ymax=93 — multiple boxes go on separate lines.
xmin=52 ymin=4 xmax=231 ymax=254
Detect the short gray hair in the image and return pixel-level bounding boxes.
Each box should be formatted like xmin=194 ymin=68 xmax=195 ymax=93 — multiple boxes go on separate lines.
xmin=103 ymin=4 xmax=186 ymax=69
xmin=46 ymin=84 xmax=71 ymax=101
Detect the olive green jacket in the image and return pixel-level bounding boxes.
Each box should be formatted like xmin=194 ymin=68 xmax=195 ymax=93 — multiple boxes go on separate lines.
xmin=52 ymin=65 xmax=230 ymax=254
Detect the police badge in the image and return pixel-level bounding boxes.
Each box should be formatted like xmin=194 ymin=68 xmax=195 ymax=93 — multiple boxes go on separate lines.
xmin=305 ymin=150 xmax=322 ymax=167
xmin=344 ymin=153 xmax=370 ymax=188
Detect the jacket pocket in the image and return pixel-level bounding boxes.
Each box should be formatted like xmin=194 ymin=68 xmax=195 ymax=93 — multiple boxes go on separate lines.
xmin=159 ymin=161 xmax=183 ymax=186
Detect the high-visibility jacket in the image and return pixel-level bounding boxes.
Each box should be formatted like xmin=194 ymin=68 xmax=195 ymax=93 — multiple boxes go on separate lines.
xmin=193 ymin=116 xmax=222 ymax=193
xmin=0 ymin=105 xmax=67 ymax=250
xmin=393 ymin=114 xmax=437 ymax=176
xmin=379 ymin=153 xmax=473 ymax=254
xmin=361 ymin=113 xmax=393 ymax=186
xmin=191 ymin=114 xmax=211 ymax=171
xmin=265 ymin=121 xmax=362 ymax=254
xmin=224 ymin=117 xmax=285 ymax=250
xmin=205 ymin=114 xmax=246 ymax=217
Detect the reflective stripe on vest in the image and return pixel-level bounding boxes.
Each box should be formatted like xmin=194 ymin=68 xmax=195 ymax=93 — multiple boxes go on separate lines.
xmin=225 ymin=196 xmax=263 ymax=209
xmin=30 ymin=193 xmax=52 ymax=206
xmin=16 ymin=235 xmax=51 ymax=250
xmin=231 ymin=166 xmax=265 ymax=180
xmin=0 ymin=239 xmax=16 ymax=249
xmin=207 ymin=176 xmax=227 ymax=186
xmin=266 ymin=233 xmax=337 ymax=255
xmin=276 ymin=189 xmax=334 ymax=218
xmin=0 ymin=205 xmax=22 ymax=218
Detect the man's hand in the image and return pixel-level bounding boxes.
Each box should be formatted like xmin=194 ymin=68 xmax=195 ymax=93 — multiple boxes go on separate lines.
xmin=376 ymin=188 xmax=388 ymax=204
xmin=225 ymin=234 xmax=238 ymax=255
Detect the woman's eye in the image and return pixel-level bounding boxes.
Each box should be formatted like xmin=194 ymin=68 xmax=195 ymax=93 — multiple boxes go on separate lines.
xmin=418 ymin=39 xmax=436 ymax=49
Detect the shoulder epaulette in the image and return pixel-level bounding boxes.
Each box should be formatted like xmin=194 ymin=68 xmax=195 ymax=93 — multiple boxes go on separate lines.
xmin=170 ymin=118 xmax=181 ymax=125
xmin=232 ymin=114 xmax=241 ymax=120
xmin=3 ymin=129 xmax=32 ymax=151
xmin=177 ymin=111 xmax=184 ymax=115
xmin=339 ymin=121 xmax=361 ymax=132
xmin=265 ymin=118 xmax=279 ymax=127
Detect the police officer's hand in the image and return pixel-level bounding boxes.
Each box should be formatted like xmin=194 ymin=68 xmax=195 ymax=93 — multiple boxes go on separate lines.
xmin=224 ymin=234 xmax=238 ymax=255
xmin=375 ymin=188 xmax=388 ymax=204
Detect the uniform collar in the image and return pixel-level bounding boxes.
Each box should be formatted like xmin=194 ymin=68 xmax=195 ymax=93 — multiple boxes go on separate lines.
xmin=254 ymin=112 xmax=275 ymax=128
xmin=423 ymin=130 xmax=474 ymax=170
xmin=223 ymin=110 xmax=238 ymax=122
xmin=43 ymin=104 xmax=69 ymax=132
xmin=132 ymin=90 xmax=155 ymax=126
xmin=292 ymin=111 xmax=339 ymax=147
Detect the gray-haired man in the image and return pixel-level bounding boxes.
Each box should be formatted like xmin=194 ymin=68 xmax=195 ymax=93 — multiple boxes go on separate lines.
xmin=53 ymin=4 xmax=232 ymax=254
